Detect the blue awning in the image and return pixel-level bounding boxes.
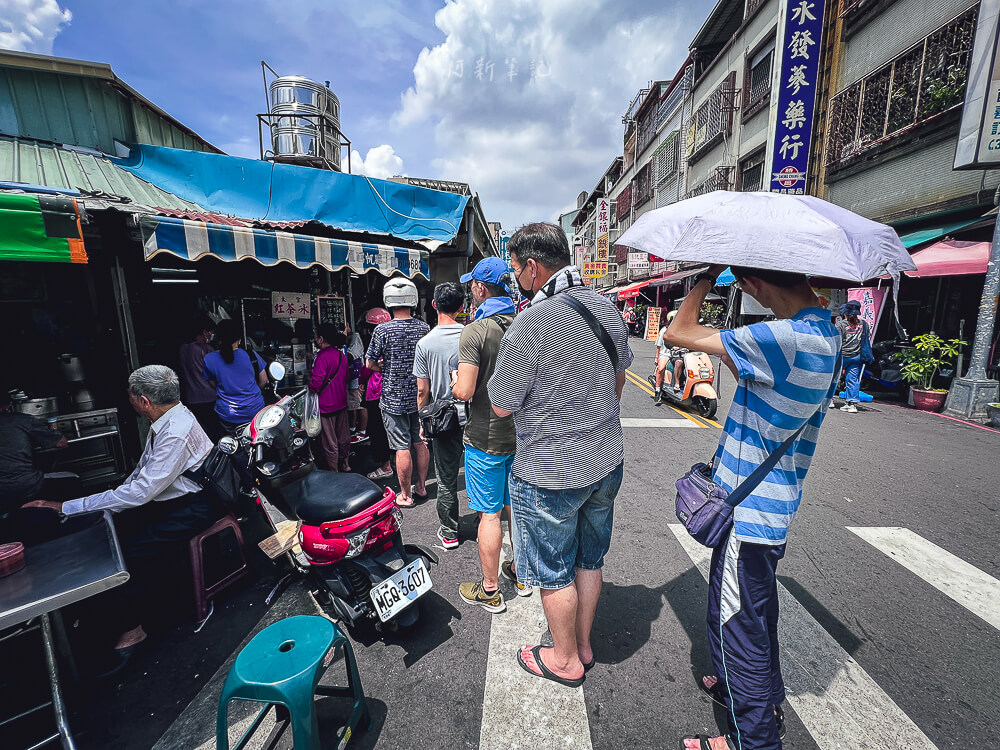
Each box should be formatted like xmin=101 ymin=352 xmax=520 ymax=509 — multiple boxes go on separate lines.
xmin=115 ymin=145 xmax=469 ymax=246
xmin=141 ymin=215 xmax=429 ymax=279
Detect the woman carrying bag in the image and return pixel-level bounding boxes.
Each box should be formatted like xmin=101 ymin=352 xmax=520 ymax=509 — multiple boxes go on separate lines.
xmin=309 ymin=324 xmax=351 ymax=472
xmin=202 ymin=319 xmax=268 ymax=437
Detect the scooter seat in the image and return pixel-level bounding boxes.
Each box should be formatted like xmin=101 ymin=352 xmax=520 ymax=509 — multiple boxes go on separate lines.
xmin=282 ymin=471 xmax=385 ymax=524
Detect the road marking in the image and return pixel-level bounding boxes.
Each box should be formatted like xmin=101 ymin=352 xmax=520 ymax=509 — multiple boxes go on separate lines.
xmin=621 ymin=418 xmax=701 ymax=428
xmin=848 ymin=526 xmax=1000 ymax=631
xmin=479 ymin=540 xmax=592 ymax=750
xmin=667 ymin=525 xmax=939 ymax=750
xmin=624 ymin=368 xmax=721 ymax=429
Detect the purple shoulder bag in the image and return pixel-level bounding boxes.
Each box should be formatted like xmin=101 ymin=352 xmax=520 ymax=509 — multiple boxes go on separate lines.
xmin=674 ymin=424 xmax=807 ymax=548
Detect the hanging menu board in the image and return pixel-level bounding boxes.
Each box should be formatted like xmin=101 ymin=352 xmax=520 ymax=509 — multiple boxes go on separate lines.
xmin=317 ymin=295 xmax=346 ymax=331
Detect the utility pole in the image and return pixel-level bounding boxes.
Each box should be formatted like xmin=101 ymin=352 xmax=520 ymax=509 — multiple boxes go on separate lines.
xmin=944 ymin=188 xmax=1000 ymax=418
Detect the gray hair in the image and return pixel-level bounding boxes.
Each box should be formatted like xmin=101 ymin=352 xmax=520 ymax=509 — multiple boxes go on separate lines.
xmin=128 ymin=365 xmax=181 ymax=405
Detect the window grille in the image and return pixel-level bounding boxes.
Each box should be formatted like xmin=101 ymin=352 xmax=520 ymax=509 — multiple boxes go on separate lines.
xmin=825 ymin=5 xmax=978 ymax=167
xmin=653 ymin=131 xmax=680 ymax=186
xmin=634 ymin=164 xmax=653 ymax=207
xmin=739 ymin=151 xmax=766 ymax=192
xmin=746 ymin=0 xmax=765 ymax=17
xmin=746 ymin=45 xmax=774 ymax=109
xmin=688 ymin=74 xmax=736 ymax=161
xmin=616 ymin=183 xmax=632 ymax=220
xmin=685 ymin=166 xmax=735 ymax=198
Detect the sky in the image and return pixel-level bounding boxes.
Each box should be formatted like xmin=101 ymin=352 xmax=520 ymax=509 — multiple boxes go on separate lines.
xmin=0 ymin=0 xmax=701 ymax=227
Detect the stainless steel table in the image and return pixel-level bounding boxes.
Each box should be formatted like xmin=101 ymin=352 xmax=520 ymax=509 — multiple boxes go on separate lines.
xmin=0 ymin=513 xmax=129 ymax=749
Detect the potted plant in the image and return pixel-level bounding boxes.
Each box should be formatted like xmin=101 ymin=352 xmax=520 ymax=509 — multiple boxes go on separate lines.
xmin=893 ymin=332 xmax=966 ymax=412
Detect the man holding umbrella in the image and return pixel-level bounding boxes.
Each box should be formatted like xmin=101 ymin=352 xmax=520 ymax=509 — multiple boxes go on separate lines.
xmin=666 ymin=265 xmax=842 ymax=750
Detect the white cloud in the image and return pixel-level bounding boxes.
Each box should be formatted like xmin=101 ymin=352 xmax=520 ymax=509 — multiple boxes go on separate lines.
xmin=391 ymin=0 xmax=697 ymax=227
xmin=0 ymin=0 xmax=72 ymax=54
xmin=349 ymin=144 xmax=405 ymax=179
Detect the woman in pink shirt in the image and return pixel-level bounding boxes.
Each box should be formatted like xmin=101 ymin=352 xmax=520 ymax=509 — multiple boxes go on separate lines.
xmin=309 ymin=324 xmax=350 ymax=472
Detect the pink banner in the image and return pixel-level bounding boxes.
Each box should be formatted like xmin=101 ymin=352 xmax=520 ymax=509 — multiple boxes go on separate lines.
xmin=847 ymin=287 xmax=886 ymax=343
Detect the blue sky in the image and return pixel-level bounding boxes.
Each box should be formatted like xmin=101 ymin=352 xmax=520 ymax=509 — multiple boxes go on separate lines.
xmin=1 ymin=0 xmax=701 ymax=227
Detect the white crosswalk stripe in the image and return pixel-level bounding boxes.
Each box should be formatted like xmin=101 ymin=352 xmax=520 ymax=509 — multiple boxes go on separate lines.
xmin=479 ymin=538 xmax=592 ymax=750
xmin=668 ymin=524 xmax=939 ymax=750
xmin=847 ymin=526 xmax=1000 ymax=631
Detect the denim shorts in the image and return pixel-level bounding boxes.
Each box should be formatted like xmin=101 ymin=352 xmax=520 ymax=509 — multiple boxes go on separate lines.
xmin=464 ymin=444 xmax=513 ymax=515
xmin=509 ymin=462 xmax=623 ymax=590
xmin=382 ymin=411 xmax=421 ymax=451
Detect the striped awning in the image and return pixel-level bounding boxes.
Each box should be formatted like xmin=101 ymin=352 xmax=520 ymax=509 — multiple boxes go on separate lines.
xmin=140 ymin=215 xmax=429 ymax=278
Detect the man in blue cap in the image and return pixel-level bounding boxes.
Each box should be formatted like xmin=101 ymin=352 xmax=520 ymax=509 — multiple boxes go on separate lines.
xmin=452 ymin=257 xmax=527 ymax=612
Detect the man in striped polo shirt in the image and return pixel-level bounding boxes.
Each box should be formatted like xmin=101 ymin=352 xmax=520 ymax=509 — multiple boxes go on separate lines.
xmin=667 ymin=265 xmax=841 ymax=750
xmin=488 ymin=222 xmax=632 ymax=689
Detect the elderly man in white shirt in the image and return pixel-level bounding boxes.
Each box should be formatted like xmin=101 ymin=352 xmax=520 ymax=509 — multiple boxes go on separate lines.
xmin=25 ymin=364 xmax=222 ymax=670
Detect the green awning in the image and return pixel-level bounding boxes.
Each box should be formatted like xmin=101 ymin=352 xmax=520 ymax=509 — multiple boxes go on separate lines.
xmin=0 ymin=193 xmax=87 ymax=264
xmin=896 ymin=217 xmax=983 ymax=249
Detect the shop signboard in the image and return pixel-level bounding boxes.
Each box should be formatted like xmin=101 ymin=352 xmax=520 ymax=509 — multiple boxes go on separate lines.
xmin=955 ymin=0 xmax=1000 ymax=169
xmin=317 ymin=295 xmax=347 ymax=331
xmin=583 ymin=261 xmax=609 ymax=278
xmin=596 ymin=198 xmax=611 ymax=262
xmin=628 ymin=252 xmax=650 ymax=271
xmin=645 ymin=307 xmax=662 ymax=342
xmin=498 ymin=230 xmax=511 ymax=265
xmin=272 ymin=291 xmax=311 ymax=319
xmin=768 ymin=0 xmax=827 ymax=194
xmin=847 ymin=287 xmax=887 ymax=343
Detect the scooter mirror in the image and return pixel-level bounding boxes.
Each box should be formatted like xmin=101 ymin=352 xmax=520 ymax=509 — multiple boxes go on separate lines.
xmin=217 ymin=436 xmax=240 ymax=455
xmin=267 ymin=360 xmax=286 ymax=382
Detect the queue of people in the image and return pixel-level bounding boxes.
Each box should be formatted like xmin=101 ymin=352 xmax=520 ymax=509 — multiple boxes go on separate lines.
xmin=0 ymin=219 xmax=844 ymax=750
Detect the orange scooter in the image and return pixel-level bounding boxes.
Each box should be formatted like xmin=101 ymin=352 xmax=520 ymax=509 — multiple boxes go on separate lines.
xmin=648 ymin=347 xmax=719 ymax=419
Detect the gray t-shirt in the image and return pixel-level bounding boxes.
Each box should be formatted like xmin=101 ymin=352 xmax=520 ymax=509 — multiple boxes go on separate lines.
xmin=413 ymin=324 xmax=466 ymax=426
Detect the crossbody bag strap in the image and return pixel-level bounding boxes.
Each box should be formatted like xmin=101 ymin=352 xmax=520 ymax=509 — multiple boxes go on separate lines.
xmin=319 ymin=350 xmax=344 ymax=395
xmin=725 ymin=420 xmax=810 ymax=508
xmin=556 ymin=294 xmax=619 ymax=373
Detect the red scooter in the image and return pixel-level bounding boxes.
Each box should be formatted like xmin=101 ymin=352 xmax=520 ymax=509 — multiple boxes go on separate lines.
xmin=229 ymin=365 xmax=438 ymax=631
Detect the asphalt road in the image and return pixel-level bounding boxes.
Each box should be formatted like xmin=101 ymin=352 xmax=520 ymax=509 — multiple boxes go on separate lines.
xmin=59 ymin=335 xmax=999 ymax=750
xmin=324 ymin=334 xmax=1000 ymax=750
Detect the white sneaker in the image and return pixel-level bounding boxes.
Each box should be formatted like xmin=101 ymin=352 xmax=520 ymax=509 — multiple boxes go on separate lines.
xmin=840 ymin=403 xmax=858 ymax=413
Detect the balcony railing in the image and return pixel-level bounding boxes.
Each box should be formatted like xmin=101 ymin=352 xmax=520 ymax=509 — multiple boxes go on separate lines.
xmin=825 ymin=5 xmax=977 ymax=168
xmin=687 ymin=73 xmax=737 ymax=162
xmin=685 ymin=166 xmax=735 ymax=199
xmin=637 ymin=110 xmax=658 ymax=155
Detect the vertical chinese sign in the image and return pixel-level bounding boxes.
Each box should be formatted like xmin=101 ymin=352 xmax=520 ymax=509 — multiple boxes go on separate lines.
xmin=645 ymin=307 xmax=662 ymax=342
xmin=596 ymin=198 xmax=611 ymax=263
xmin=769 ymin=0 xmax=827 ymax=194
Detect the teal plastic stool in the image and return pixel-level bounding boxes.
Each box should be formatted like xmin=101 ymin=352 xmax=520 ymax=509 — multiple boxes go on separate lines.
xmin=217 ymin=615 xmax=372 ymax=750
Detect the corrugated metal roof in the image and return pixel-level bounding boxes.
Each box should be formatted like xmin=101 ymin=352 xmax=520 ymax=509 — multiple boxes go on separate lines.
xmin=0 ymin=136 xmax=203 ymax=211
xmin=152 ymin=206 xmax=251 ymax=226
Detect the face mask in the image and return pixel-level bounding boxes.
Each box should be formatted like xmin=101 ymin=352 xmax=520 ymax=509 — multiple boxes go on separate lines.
xmin=514 ymin=264 xmax=534 ymax=298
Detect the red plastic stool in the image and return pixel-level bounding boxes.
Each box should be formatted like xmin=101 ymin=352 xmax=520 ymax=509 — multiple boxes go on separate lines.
xmin=190 ymin=513 xmax=249 ymax=621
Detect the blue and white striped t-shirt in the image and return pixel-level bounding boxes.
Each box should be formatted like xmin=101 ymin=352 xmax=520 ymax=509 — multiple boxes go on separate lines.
xmin=714 ymin=308 xmax=842 ymax=545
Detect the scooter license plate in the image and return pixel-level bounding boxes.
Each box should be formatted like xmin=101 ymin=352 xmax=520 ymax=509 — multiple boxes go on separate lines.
xmin=369 ymin=558 xmax=433 ymax=622
xmin=700 ymin=368 xmax=711 ymax=379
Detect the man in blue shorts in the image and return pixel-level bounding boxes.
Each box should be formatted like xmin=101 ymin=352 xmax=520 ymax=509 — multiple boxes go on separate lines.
xmin=452 ymin=257 xmax=523 ymax=612
xmin=666 ymin=265 xmax=842 ymax=750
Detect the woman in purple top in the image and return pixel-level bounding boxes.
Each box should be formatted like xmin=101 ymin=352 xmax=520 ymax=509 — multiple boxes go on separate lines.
xmin=309 ymin=324 xmax=351 ymax=472
xmin=202 ymin=319 xmax=267 ymax=435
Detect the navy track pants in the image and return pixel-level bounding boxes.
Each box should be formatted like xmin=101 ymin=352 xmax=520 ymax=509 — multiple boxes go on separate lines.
xmin=707 ymin=531 xmax=786 ymax=750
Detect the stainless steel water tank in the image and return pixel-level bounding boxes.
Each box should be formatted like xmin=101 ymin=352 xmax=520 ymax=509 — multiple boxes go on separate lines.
xmin=268 ymin=76 xmax=341 ymax=170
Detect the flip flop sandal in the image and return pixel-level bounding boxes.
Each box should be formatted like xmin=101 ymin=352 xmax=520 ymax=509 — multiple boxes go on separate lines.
xmin=367 ymin=468 xmax=393 ymax=480
xmin=583 ymin=657 xmax=596 ymax=672
xmin=516 ymin=645 xmax=585 ymax=688
xmin=394 ymin=496 xmax=415 ymax=508
xmin=412 ymin=491 xmax=429 ymax=503
xmin=680 ymin=736 xmax=737 ymax=750
xmin=698 ymin=675 xmax=728 ymax=707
